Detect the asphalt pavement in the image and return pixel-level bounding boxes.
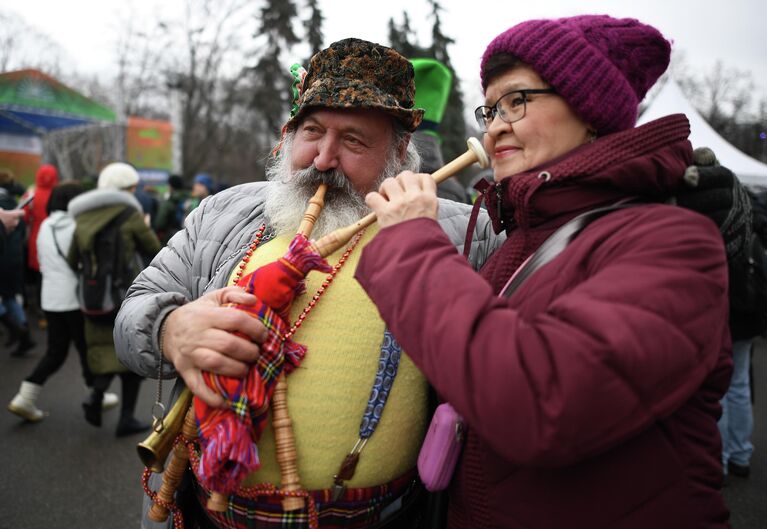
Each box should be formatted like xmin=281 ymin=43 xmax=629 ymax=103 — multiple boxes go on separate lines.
xmin=0 ymin=324 xmax=764 ymax=528
xmin=0 ymin=323 xmax=159 ymax=529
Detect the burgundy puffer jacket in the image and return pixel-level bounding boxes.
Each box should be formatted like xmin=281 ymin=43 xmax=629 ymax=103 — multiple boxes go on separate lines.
xmin=356 ymin=115 xmax=732 ymax=529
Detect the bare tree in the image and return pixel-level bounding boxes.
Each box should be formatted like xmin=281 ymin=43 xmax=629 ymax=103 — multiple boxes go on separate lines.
xmin=111 ymin=5 xmax=174 ymax=121
xmin=110 ymin=0 xmax=265 ymax=182
xmin=657 ymin=52 xmax=766 ymax=162
xmin=169 ymin=0 xmax=262 ymax=181
xmin=698 ymin=60 xmax=755 ymax=134
xmin=0 ymin=9 xmax=69 ymax=75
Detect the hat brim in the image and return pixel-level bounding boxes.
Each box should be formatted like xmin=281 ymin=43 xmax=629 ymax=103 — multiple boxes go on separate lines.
xmin=285 ymin=78 xmax=424 ymax=133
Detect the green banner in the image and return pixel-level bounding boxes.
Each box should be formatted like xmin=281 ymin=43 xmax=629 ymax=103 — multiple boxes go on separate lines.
xmin=0 ymin=69 xmax=115 ymax=122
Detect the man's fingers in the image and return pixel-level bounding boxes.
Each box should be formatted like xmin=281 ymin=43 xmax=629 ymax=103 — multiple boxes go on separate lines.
xmin=196 ymin=346 xmax=250 ymax=378
xmin=183 ymin=370 xmax=226 ymax=408
xmin=215 ymin=286 xmax=258 ymax=306
xmin=209 ymin=307 xmax=268 ymax=343
xmin=694 ymin=166 xmax=734 ymax=190
xmin=677 ymin=188 xmax=733 ymax=213
xmin=200 ymin=329 xmax=261 ymax=365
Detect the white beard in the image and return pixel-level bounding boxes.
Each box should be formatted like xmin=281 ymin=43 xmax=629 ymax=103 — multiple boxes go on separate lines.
xmin=263 ymin=176 xmax=372 ymax=239
xmin=263 ymin=133 xmax=418 ymax=239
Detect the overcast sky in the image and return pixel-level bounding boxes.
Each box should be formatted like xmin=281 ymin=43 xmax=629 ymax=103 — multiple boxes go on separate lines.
xmin=2 ymin=0 xmax=765 ymax=110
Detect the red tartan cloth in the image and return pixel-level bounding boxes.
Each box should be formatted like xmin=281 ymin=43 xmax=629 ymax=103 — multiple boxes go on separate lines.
xmin=195 ymin=234 xmax=331 ymax=495
xmin=191 ymin=457 xmax=418 ymax=529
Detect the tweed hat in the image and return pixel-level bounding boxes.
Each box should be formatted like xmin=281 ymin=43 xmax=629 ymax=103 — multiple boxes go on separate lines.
xmin=480 ymin=15 xmax=671 ymax=135
xmin=284 ymin=38 xmax=424 ymax=132
xmin=98 ymin=162 xmax=139 ymax=190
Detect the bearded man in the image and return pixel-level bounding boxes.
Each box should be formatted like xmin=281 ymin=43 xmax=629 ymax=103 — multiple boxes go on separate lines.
xmin=115 ymin=38 xmax=500 ymax=528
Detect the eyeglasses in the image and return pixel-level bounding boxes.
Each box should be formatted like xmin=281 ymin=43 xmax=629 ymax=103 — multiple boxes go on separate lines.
xmin=474 ymin=88 xmax=556 ymax=132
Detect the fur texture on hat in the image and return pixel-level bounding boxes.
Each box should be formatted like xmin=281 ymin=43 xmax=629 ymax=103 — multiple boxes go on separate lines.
xmin=97 ymin=162 xmax=140 ymax=190
xmin=285 ymin=38 xmax=424 ymax=132
xmin=480 ymin=15 xmax=671 ymax=134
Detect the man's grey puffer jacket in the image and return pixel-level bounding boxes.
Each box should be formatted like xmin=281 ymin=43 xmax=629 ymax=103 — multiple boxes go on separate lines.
xmin=114 ymin=181 xmax=503 ymax=379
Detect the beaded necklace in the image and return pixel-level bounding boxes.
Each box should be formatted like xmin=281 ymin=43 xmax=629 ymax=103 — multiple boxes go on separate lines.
xmin=231 ymin=223 xmax=403 ymax=505
xmin=232 ymin=224 xmax=366 ymax=340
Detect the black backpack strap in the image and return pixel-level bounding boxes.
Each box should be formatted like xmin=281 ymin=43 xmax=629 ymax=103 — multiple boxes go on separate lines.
xmin=51 ymin=227 xmax=67 ymax=260
xmin=111 ymin=205 xmax=138 ymax=273
xmin=500 ymin=198 xmax=643 ymax=299
xmin=114 ymin=205 xmax=137 ymax=226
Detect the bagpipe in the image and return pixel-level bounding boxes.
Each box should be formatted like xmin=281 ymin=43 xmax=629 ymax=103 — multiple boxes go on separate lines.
xmin=137 ymin=137 xmax=489 ymax=526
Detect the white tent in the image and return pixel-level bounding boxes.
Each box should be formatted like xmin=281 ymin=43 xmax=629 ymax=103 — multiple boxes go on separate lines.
xmin=637 ymin=79 xmax=767 ymax=187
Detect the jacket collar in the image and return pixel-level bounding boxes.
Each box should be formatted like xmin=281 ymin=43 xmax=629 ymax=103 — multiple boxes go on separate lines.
xmin=67 ymin=188 xmax=142 ymax=218
xmin=482 ymin=114 xmax=693 ymax=234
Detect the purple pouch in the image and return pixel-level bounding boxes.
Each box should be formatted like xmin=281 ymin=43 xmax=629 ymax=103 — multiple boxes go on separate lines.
xmin=417 ymin=402 xmax=465 ymax=491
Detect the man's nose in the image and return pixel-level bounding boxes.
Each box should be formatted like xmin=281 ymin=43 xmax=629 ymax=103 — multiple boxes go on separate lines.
xmin=313 ymin=136 xmax=340 ymax=171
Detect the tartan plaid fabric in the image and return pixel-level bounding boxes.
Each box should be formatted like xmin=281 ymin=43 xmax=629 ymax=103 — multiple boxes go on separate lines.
xmin=192 ymin=466 xmax=418 ymax=529
xmin=195 ymin=233 xmax=331 ymax=495
xmin=195 ymin=301 xmax=297 ymax=493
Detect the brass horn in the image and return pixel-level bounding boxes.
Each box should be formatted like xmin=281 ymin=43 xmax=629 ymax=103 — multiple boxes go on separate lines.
xmin=137 ymin=388 xmax=193 ymax=472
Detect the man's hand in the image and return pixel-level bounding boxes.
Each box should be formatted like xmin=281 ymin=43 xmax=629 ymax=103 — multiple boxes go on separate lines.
xmin=676 ymin=147 xmax=750 ymax=261
xmin=162 ymin=286 xmax=268 ymax=407
xmin=0 ymin=209 xmax=24 ymax=233
xmin=366 ymin=171 xmax=438 ymax=228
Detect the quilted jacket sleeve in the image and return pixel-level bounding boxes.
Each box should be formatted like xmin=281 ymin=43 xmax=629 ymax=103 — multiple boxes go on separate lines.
xmin=114 ymin=204 xmax=204 ymax=378
xmin=355 ymin=205 xmax=730 ymax=466
xmin=114 ymin=183 xmax=270 ymax=378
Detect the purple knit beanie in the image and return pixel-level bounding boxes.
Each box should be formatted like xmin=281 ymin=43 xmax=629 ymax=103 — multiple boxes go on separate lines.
xmin=480 ymin=15 xmax=671 ymax=135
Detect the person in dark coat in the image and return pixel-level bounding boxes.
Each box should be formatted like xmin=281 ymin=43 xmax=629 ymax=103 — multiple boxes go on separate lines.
xmin=0 ymin=169 xmax=35 ymax=355
xmin=718 ymin=189 xmax=767 ymax=479
xmin=358 ymin=15 xmax=731 ymax=529
xmin=153 ymin=174 xmax=188 ymax=244
xmin=0 ymin=209 xmax=24 ymax=247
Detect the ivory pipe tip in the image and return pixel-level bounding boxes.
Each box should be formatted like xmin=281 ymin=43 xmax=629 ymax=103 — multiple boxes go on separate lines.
xmin=467 ymin=137 xmax=490 ymax=169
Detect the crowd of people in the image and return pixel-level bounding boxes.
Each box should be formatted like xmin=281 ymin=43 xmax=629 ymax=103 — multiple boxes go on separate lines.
xmin=1 ymin=11 xmax=763 ymax=529
xmin=2 ymin=161 xmax=220 ymax=436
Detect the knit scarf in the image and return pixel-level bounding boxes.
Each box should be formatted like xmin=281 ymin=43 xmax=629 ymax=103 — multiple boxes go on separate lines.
xmin=479 ymin=114 xmax=692 ymax=293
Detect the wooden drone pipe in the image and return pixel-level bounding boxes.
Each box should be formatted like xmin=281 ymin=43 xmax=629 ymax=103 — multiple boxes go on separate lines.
xmin=147 ymin=405 xmax=198 ymax=522
xmin=296 ymin=183 xmax=327 ymax=237
xmin=267 ymin=183 xmax=330 ymax=511
xmin=271 ymin=374 xmax=305 ymax=510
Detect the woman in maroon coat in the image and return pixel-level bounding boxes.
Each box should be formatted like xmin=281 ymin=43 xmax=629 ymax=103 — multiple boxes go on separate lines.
xmin=356 ymin=15 xmax=732 ymax=529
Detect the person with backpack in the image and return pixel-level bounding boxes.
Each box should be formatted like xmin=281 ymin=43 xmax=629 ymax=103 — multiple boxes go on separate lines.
xmin=8 ymin=181 xmax=119 ymax=421
xmin=358 ymin=15 xmax=732 ymax=528
xmin=675 ymin=154 xmax=766 ymax=482
xmin=68 ymin=162 xmax=161 ymax=437
xmin=722 ymin=188 xmax=766 ymax=481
